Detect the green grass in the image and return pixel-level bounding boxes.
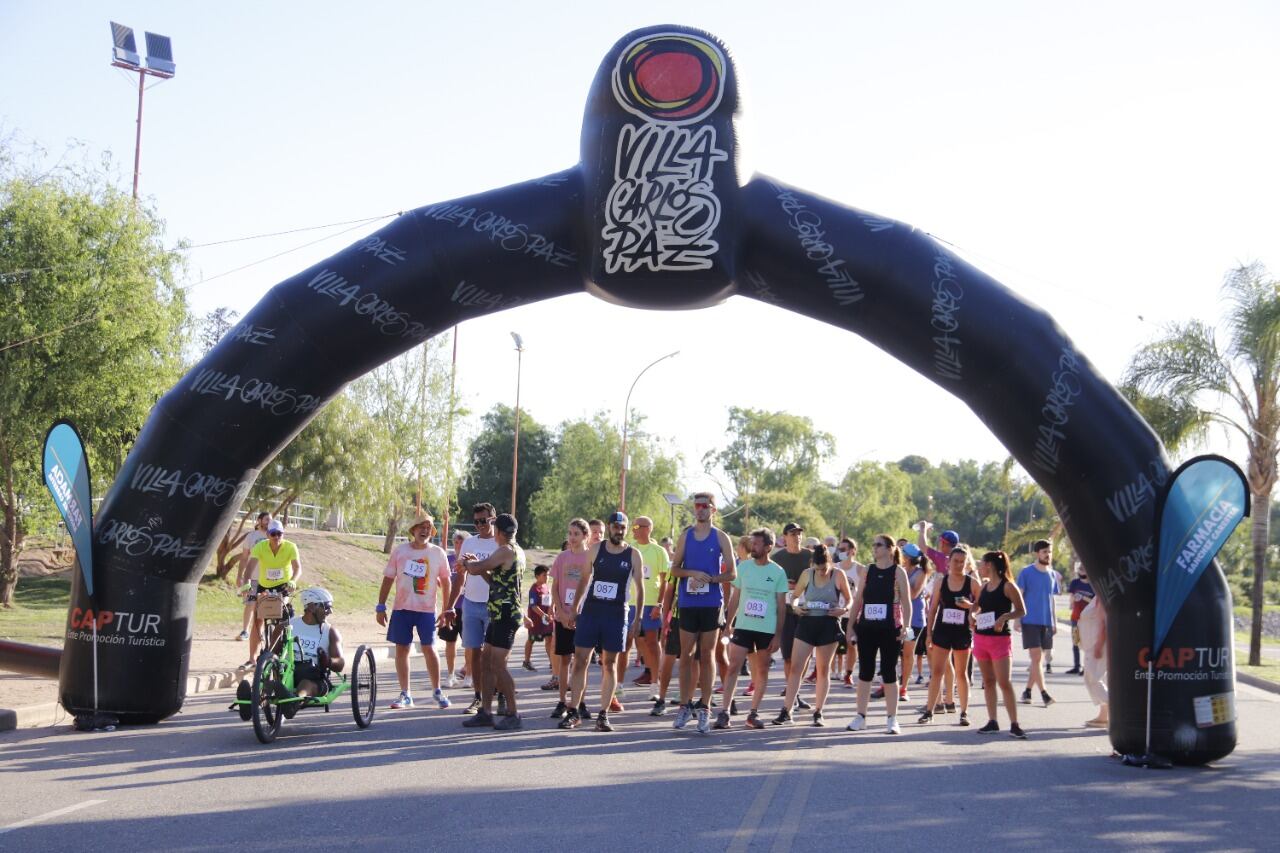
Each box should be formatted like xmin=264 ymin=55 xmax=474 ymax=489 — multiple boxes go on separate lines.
xmin=0 ymin=575 xmax=72 ymax=645
xmin=1238 ymin=657 xmax=1280 ymax=685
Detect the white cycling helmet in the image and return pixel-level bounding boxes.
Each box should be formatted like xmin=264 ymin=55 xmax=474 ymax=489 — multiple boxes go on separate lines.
xmin=300 ymin=587 xmax=334 ymax=608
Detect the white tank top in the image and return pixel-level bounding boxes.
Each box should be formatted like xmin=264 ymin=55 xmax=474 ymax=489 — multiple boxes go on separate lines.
xmin=289 ymin=616 xmax=330 ymax=665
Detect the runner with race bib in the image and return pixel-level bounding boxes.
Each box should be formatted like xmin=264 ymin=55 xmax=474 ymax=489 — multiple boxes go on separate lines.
xmin=716 ymin=527 xmax=788 ymax=730
xmin=560 ymin=511 xmax=645 ymax=732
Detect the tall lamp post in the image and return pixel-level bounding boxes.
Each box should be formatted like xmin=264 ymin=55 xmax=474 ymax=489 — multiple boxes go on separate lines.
xmin=510 ymin=332 xmax=524 ymax=515
xmin=619 ymin=350 xmax=679 ymax=512
xmin=108 ymin=22 xmax=176 ymax=201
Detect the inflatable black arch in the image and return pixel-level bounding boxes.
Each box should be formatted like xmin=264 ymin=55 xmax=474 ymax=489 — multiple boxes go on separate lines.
xmin=61 ymin=25 xmax=1235 ymax=764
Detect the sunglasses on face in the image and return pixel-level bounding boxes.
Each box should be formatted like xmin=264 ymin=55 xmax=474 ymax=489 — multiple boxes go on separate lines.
xmin=269 ymin=532 xmax=283 ymax=538
xmin=474 ymin=518 xmax=493 ymax=525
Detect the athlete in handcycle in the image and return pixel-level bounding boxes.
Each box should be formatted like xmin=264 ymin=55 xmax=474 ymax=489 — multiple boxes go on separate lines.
xmin=232 ymin=586 xmax=376 ymax=743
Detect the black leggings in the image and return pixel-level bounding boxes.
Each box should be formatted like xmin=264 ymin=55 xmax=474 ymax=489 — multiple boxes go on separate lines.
xmin=857 ymin=625 xmax=901 ymax=684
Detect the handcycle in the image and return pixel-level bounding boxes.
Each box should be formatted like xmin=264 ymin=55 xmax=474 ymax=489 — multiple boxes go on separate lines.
xmin=231 ymin=613 xmax=377 ymax=743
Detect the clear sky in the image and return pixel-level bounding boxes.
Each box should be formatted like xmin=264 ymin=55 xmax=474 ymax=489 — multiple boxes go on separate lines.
xmin=3 ymin=1 xmax=1278 ymax=495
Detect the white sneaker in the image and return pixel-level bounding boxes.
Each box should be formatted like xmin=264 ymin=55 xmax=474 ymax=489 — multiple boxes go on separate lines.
xmin=433 ymin=687 xmax=450 ymax=709
xmin=695 ymin=705 xmax=711 ymax=734
xmin=846 ymin=713 xmax=866 ymax=732
xmin=886 ymin=715 xmax=901 ymax=734
xmin=390 ymin=691 xmax=414 ymax=710
xmin=445 ymin=673 xmax=458 ymax=689
xmin=235 ymin=630 xmax=249 ymax=641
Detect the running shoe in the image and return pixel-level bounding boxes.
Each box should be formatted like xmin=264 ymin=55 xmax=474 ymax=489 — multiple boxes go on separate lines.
xmin=1045 ymin=663 xmax=1053 ymax=674
xmin=236 ymin=630 xmax=249 ymax=641
xmin=609 ymin=697 xmax=624 ymax=713
xmin=743 ymin=682 xmax=755 ymax=697
xmin=1041 ymin=691 xmax=1055 ymax=707
xmin=494 ymin=713 xmax=523 ymax=731
xmin=713 ymin=685 xmax=725 ymax=694
xmin=446 ymin=673 xmax=459 ymax=689
xmin=695 ymin=705 xmax=712 ymax=734
xmin=650 ymin=699 xmax=668 ymax=717
xmin=729 ymin=699 xmax=739 ymax=716
xmin=521 ymin=660 xmax=536 ymax=671
xmin=812 ymin=710 xmax=825 ymax=727
xmin=771 ymin=709 xmax=793 ymax=726
xmin=871 ymin=686 xmax=885 ymax=700
xmin=578 ymin=702 xmax=593 ymax=721
xmin=794 ymin=697 xmax=812 ymax=711
xmin=633 ymin=672 xmax=653 ymax=686
xmin=390 ymin=692 xmax=414 ymax=710
xmin=958 ymin=711 xmax=970 ymax=727
xmin=917 ymin=710 xmax=933 ymax=724
xmin=1065 ymin=666 xmax=1083 ymax=675
xmin=550 ymin=700 xmax=568 ymax=719
xmin=673 ymin=702 xmax=693 ymax=729
xmin=886 ymin=715 xmax=901 ymax=734
xmin=846 ymin=713 xmax=866 ymax=732
xmin=745 ymin=711 xmax=765 ymax=730
xmin=496 ymin=693 xmax=508 ymax=717
xmin=934 ymin=702 xmax=945 ymax=713
xmin=462 ymin=709 xmax=494 ymax=728
xmin=713 ymin=710 xmax=731 ymax=730
xmin=977 ymin=720 xmax=1000 ymax=734
xmin=841 ymin=674 xmax=854 ymax=688
xmin=434 ymin=688 xmax=451 ymax=709
xmin=945 ymin=703 xmax=956 ymax=714
xmin=595 ymin=712 xmax=614 ymax=732
xmin=899 ymin=687 xmax=910 ymax=702
xmin=1020 ymin=688 xmax=1032 ymax=704
xmin=540 ymin=676 xmax=559 ymax=691
xmin=463 ymin=696 xmax=482 ymax=715
xmin=914 ymin=673 xmax=923 ymax=685
xmin=1010 ymin=723 xmax=1027 ymax=739
xmin=804 ymin=669 xmax=818 ymax=684
xmin=559 ymin=709 xmax=580 ymax=729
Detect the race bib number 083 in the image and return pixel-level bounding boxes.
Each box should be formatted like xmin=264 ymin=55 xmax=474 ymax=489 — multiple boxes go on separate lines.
xmin=743 ymin=598 xmax=767 ymax=618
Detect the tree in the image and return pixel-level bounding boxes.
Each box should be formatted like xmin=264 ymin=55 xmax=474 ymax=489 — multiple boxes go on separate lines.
xmin=0 ymin=157 xmax=188 ymax=605
xmin=1123 ymin=262 xmax=1280 ymax=666
xmin=812 ymin=461 xmax=916 ymax=548
xmin=717 ymin=490 xmax=828 ymax=540
xmin=457 ymin=404 xmax=554 ymax=540
xmin=210 ymin=392 xmax=384 ymax=579
xmin=705 ymin=407 xmax=835 ymax=499
xmin=194 ymin=307 xmax=239 ymax=359
xmin=348 ymin=337 xmax=459 ymax=551
xmin=528 ymin=413 xmax=681 ymax=547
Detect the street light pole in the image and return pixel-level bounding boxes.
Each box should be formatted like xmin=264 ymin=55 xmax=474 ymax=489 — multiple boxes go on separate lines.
xmin=619 ymin=350 xmax=679 ymax=512
xmin=510 ymin=332 xmax=524 ymax=516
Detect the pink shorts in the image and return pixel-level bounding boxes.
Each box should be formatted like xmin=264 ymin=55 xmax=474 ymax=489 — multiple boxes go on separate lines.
xmin=972 ymin=633 xmax=1012 ymax=661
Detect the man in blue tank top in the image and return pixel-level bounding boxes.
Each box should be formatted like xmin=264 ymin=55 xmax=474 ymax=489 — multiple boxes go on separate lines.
xmin=559 ymin=511 xmax=645 ymax=732
xmin=670 ymin=491 xmax=737 ymax=734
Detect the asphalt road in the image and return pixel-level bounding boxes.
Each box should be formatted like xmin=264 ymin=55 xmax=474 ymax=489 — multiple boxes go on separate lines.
xmin=2 ymin=642 xmax=1277 ymax=852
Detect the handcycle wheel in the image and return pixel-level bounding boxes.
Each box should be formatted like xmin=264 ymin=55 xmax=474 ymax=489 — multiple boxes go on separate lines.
xmin=351 ymin=645 xmax=376 ymax=729
xmin=251 ymin=652 xmax=284 ymax=744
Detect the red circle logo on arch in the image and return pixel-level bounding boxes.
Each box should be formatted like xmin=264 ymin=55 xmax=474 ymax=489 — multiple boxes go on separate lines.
xmin=612 ymin=33 xmax=726 ymax=125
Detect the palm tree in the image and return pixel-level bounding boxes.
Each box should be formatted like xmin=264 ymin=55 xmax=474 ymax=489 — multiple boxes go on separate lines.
xmin=1123 ymin=262 xmax=1280 ymax=667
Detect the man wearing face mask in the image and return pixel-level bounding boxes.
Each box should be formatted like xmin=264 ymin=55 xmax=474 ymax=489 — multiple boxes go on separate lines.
xmin=1065 ymin=562 xmax=1094 ymax=676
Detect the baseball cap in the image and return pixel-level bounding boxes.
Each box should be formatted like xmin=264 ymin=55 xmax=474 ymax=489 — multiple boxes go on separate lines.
xmin=902 ymin=543 xmax=922 ymax=559
xmin=940 ymin=529 xmax=960 ymax=545
xmin=782 ymin=522 xmax=804 ymax=535
xmin=494 ymin=513 xmax=518 ymax=536
xmin=267 ymin=520 xmax=285 ymax=535
xmin=607 ymin=511 xmax=629 ymax=526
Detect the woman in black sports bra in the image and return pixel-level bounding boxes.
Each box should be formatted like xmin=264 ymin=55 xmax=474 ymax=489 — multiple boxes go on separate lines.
xmin=918 ymin=546 xmax=982 ymax=726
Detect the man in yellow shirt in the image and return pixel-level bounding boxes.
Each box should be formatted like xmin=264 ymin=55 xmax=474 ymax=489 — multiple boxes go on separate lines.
xmin=631 ymin=515 xmax=668 ymax=695
xmin=245 ymin=519 xmax=302 ymax=663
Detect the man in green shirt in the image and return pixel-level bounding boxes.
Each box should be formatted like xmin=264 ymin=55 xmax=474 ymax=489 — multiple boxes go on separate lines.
xmin=630 ymin=515 xmax=669 ymax=691
xmin=717 ymin=528 xmax=788 ymax=729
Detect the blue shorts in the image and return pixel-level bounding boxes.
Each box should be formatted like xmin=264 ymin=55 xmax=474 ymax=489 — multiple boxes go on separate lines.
xmin=575 ymin=607 xmax=628 ymax=654
xmin=387 ymin=610 xmax=436 ymax=647
xmin=640 ymin=604 xmax=662 ymax=632
xmin=461 ymin=598 xmax=491 ymax=650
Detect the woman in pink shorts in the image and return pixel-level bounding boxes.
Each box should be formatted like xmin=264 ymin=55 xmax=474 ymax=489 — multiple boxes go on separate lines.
xmin=972 ymin=551 xmax=1028 ymax=738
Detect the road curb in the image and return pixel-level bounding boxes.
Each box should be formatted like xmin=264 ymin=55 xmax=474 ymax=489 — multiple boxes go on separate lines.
xmin=0 ymin=644 xmax=405 ymax=732
xmin=1236 ymin=671 xmax=1280 ymax=695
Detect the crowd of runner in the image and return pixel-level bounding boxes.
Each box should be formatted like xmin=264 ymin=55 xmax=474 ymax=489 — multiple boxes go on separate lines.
xmin=237 ymin=493 xmax=1107 ymax=738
